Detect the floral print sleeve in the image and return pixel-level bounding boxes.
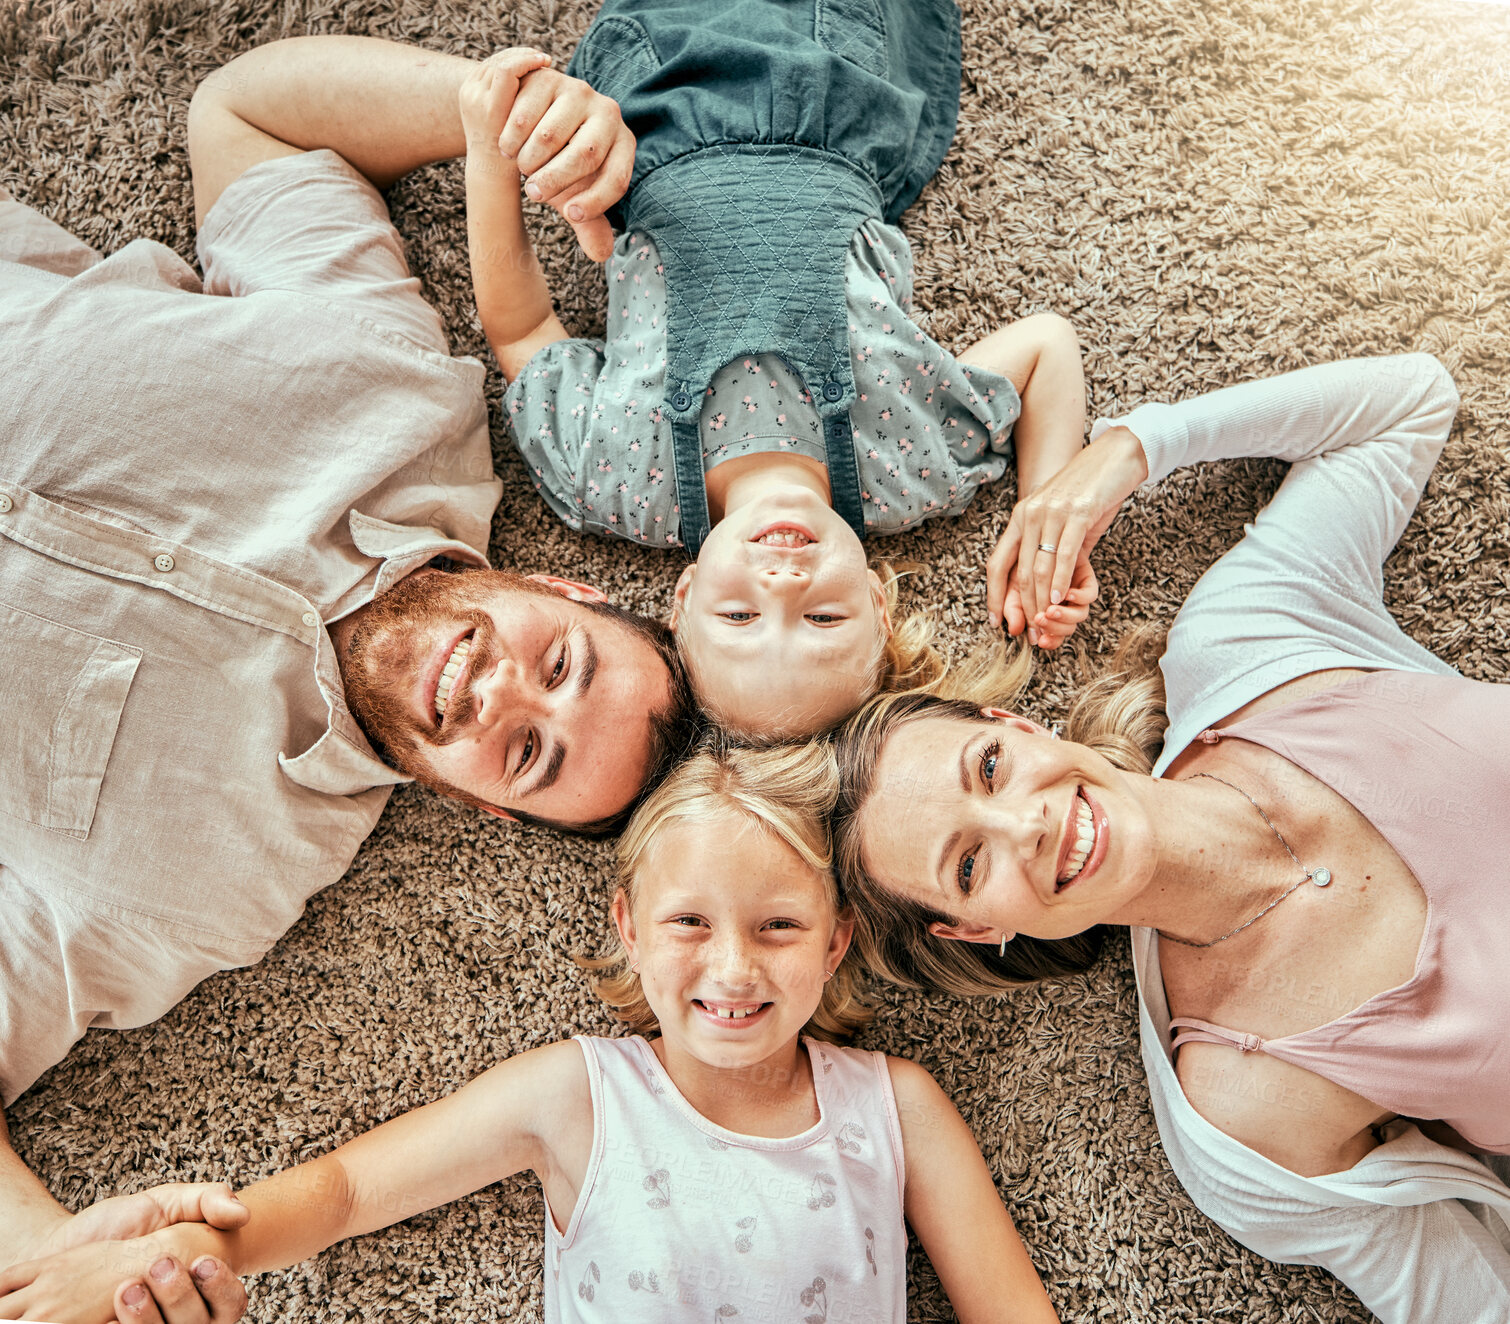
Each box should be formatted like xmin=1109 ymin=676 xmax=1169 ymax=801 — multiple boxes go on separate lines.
xmin=505 ymin=337 xmax=605 ymax=536
xmin=844 ymin=219 xmax=1023 ymax=533
xmin=502 ymin=231 xmax=682 ymax=548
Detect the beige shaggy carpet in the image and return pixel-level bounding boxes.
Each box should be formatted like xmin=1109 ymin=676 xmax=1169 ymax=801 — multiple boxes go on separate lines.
xmin=5 ymin=0 xmax=1509 ymax=1319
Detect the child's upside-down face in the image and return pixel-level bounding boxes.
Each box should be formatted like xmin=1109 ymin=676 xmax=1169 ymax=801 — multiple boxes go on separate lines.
xmin=672 ymin=484 xmax=891 ymax=738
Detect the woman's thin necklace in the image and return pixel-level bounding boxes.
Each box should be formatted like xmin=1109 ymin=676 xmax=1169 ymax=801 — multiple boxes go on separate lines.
xmin=1158 ymin=771 xmax=1333 ymax=949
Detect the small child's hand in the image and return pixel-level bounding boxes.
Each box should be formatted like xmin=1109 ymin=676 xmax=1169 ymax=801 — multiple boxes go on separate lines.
xmin=1002 ymin=557 xmax=1099 ymax=650
xmin=987 ymin=427 xmax=1145 ymax=637
xmin=28 ymin=1181 xmax=249 ymax=1262
xmin=459 ymin=49 xmax=554 ymax=160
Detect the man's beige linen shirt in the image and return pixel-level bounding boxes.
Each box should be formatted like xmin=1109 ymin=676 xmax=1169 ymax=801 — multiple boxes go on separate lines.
xmin=0 ymin=150 xmax=501 ymax=1104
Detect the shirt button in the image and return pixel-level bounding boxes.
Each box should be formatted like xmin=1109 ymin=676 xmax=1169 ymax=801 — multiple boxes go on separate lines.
xmin=670 ymin=390 xmax=693 ymax=412
xmin=153 ymin=553 xmax=175 ymax=573
xmin=822 ymin=381 xmax=843 ymax=402
xmin=302 ymin=611 xmax=320 ymax=628
xmin=0 ymin=494 xmax=11 ymax=514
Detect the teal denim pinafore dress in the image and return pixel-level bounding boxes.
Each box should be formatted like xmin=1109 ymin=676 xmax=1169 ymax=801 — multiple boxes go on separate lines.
xmin=567 ymin=0 xmax=962 ymax=555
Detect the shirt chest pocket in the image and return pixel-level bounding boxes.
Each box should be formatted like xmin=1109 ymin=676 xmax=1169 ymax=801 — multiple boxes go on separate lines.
xmin=0 ymin=601 xmax=140 ymax=839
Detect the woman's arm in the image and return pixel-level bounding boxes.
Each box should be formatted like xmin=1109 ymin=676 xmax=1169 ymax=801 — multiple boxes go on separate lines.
xmin=889 ymin=1058 xmax=1060 ymax=1324
xmin=1137 ymin=354 xmax=1460 ymax=754
xmin=1107 ymin=353 xmax=1458 ymax=606
xmin=0 ymin=1041 xmax=590 ymax=1323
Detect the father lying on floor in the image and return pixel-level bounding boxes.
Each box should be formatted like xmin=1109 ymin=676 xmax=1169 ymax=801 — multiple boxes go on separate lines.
xmin=0 ymin=34 xmax=695 ymax=1297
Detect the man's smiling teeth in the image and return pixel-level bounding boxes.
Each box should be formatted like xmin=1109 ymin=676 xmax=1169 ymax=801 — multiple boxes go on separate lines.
xmin=434 ymin=637 xmax=472 ymax=718
xmin=1058 ymin=792 xmax=1095 ymax=885
xmin=755 ymin=529 xmax=811 ymax=548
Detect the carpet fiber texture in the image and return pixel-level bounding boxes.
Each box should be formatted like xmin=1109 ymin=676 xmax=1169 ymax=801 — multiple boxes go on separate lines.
xmin=4 ymin=0 xmax=1509 ymax=1319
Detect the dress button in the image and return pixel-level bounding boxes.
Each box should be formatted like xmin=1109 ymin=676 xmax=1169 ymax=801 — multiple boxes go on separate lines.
xmin=153 ymin=553 xmax=175 ymax=573
xmin=822 ymin=380 xmax=843 ymax=402
xmin=302 ymin=611 xmax=320 ymax=628
xmin=0 ymin=494 xmax=11 ymax=514
xmin=670 ymin=390 xmax=693 ymax=412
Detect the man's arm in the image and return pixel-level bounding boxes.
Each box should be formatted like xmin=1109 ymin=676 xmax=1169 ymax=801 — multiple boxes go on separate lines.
xmin=0 ymin=1106 xmax=68 ymax=1262
xmin=187 ymin=37 xmax=475 ymax=225
xmin=186 ymin=36 xmax=628 ymax=258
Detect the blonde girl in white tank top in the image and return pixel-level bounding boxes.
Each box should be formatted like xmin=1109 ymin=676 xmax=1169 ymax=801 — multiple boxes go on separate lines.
xmin=3 ymin=742 xmax=1059 ymax=1324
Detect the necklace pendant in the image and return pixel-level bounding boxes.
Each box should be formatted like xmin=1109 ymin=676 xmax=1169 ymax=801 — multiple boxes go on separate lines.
xmin=1309 ymin=867 xmax=1333 ymax=887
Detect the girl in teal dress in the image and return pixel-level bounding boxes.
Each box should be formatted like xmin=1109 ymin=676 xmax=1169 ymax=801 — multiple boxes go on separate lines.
xmin=463 ymin=4 xmax=1096 ymax=739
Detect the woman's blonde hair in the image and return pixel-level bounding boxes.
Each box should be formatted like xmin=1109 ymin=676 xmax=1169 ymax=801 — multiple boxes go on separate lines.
xmin=680 ymin=560 xmax=948 ymax=743
xmin=831 ymin=624 xmax=1170 ymax=997
xmin=582 ymin=737 xmax=872 ymax=1044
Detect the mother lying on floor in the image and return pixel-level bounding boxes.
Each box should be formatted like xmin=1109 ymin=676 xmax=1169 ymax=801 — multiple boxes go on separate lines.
xmin=828 ymin=353 xmax=1510 ymax=1323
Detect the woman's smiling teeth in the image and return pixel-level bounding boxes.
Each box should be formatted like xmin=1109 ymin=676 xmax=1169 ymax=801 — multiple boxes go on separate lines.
xmin=434 ymin=636 xmax=473 ymax=719
xmin=1057 ymin=791 xmax=1096 ymax=888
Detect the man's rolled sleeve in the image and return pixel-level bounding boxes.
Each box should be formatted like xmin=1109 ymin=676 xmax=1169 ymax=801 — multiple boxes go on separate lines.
xmin=195 ymin=148 xmax=451 ymax=355
xmin=0 ymin=190 xmax=102 ymax=278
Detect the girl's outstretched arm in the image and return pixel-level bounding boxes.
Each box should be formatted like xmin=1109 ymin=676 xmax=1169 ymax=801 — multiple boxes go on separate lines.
xmin=462 ymin=53 xmax=571 ymax=382
xmin=889 ymin=1057 xmax=1060 ymax=1324
xmin=0 ymin=1041 xmax=592 ymax=1324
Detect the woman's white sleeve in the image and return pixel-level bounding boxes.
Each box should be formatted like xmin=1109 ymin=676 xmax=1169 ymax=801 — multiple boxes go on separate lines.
xmin=1189 ymin=1168 xmax=1510 ymax=1324
xmin=1103 ymin=353 xmax=1458 ymax=598
xmin=1096 ymin=355 xmax=1461 ymax=746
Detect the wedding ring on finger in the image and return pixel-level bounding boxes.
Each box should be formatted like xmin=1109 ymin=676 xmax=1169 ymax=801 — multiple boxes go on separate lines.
xmin=1037 ymin=542 xmax=1057 ymax=554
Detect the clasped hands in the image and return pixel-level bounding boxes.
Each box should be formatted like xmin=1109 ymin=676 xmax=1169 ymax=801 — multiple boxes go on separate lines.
xmin=459 ymin=47 xmax=635 ymax=263
xmin=988 ymin=426 xmax=1149 ymax=650
xmin=0 ymin=1183 xmax=248 ymax=1323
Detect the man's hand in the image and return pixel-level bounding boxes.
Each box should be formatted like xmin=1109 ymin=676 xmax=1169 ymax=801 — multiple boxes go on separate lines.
xmin=461 ymin=52 xmax=635 ymax=263
xmin=0 ymin=1226 xmax=242 ymax=1324
xmin=2 ymin=1186 xmax=250 ymax=1324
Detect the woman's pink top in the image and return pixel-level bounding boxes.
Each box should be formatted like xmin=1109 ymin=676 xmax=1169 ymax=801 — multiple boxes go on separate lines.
xmin=1169 ymin=670 xmax=1510 ymax=1155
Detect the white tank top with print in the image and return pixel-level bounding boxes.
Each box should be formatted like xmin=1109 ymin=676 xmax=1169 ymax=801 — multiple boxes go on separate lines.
xmin=543 ymin=1034 xmax=908 ymax=1323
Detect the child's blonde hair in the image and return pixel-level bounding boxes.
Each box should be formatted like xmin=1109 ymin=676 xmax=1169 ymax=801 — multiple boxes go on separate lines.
xmin=680 ymin=560 xmax=948 ymax=743
xmin=582 ymin=738 xmax=872 ymax=1044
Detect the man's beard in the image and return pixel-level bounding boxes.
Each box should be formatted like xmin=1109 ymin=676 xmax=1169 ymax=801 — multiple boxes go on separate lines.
xmin=338 ymin=567 xmax=557 ymax=790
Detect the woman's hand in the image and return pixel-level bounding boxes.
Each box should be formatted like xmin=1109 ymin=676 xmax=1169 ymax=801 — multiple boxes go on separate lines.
xmin=0 ymin=1224 xmax=241 ymax=1324
xmin=459 ymin=50 xmax=635 ymax=263
xmin=998 ymin=558 xmax=1099 ymax=650
xmin=986 ymin=424 xmax=1149 ymax=644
